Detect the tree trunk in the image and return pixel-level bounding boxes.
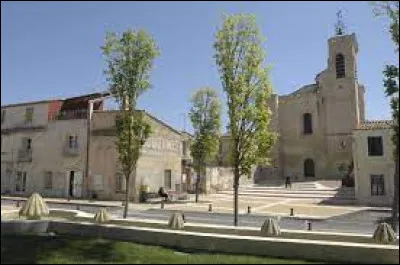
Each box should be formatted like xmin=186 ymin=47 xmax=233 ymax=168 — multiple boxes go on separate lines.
xmin=123 ymin=175 xmax=130 ymax=219
xmin=391 ymin=157 xmax=399 ymax=232
xmin=233 ymin=166 xmax=239 ymax=226
xmin=131 ymin=166 xmax=139 ymax=203
xmin=195 ymin=171 xmax=200 ymax=203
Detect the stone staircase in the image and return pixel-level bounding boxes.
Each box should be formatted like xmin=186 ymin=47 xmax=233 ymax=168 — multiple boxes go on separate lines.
xmin=217 ymin=181 xmax=356 ymax=203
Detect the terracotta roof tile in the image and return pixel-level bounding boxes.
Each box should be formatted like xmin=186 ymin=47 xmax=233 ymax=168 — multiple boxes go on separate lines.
xmin=356 ymin=120 xmax=394 ymax=130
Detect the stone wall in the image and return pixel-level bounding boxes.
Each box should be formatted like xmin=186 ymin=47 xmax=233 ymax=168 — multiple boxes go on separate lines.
xmin=205 ymin=167 xmax=253 ymax=193
xmin=89 ymin=111 xmax=183 ymax=200
xmin=353 ymin=127 xmax=395 ymax=206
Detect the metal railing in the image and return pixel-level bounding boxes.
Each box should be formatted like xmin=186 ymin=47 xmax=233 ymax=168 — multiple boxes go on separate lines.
xmin=17 ymin=149 xmax=32 ymax=162
xmin=48 ymin=109 xmax=87 ymax=121
xmin=63 ymin=144 xmax=80 ymax=156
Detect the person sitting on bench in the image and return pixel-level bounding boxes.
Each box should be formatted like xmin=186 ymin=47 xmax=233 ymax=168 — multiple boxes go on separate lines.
xmin=158 ymin=187 xmax=169 ymax=201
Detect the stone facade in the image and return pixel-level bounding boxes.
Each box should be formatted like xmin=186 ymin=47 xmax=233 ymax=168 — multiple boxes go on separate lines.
xmin=353 ymin=121 xmax=396 ymax=206
xmin=1 ymin=100 xmax=87 ymax=198
xmin=89 ymin=110 xmax=185 ymax=200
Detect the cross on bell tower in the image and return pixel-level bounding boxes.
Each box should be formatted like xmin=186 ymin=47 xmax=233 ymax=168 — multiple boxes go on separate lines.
xmin=335 ymin=10 xmax=346 ymax=35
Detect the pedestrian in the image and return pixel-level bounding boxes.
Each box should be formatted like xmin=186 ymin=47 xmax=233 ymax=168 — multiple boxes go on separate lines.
xmin=285 ymin=176 xmax=292 ymax=189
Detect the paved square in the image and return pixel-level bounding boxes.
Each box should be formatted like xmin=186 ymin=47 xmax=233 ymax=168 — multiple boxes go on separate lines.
xmin=163 ymin=194 xmax=367 ymax=219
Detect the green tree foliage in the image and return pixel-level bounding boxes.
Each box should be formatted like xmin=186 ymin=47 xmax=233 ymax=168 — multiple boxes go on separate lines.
xmin=214 ymin=14 xmax=277 ymax=226
xmin=189 ymin=88 xmax=222 ymax=202
xmin=371 ymin=1 xmax=399 ymax=231
xmin=102 ymin=28 xmax=159 ymax=218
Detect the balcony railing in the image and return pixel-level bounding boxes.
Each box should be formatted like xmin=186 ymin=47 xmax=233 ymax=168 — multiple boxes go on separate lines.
xmin=49 ymin=109 xmax=87 ymax=121
xmin=17 ymin=149 xmax=32 ymax=162
xmin=63 ymin=144 xmax=80 ymax=156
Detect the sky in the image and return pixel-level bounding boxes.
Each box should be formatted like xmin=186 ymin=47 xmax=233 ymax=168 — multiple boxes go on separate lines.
xmin=1 ymin=1 xmax=398 ymax=133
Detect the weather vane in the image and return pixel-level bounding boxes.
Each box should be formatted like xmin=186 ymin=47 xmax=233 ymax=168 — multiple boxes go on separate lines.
xmin=335 ymin=9 xmax=346 ymax=36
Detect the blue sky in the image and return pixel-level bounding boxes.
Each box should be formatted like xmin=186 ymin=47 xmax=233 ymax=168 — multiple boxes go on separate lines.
xmin=1 ymin=1 xmax=398 ymax=133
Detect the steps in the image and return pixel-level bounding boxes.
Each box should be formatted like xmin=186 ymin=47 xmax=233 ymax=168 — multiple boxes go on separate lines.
xmin=217 ymin=181 xmax=356 ymax=201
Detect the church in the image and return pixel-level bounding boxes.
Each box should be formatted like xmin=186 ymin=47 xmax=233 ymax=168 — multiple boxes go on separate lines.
xmin=252 ymin=31 xmax=365 ymax=181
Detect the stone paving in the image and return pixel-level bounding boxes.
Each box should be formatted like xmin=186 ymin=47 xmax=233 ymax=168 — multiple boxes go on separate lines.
xmin=160 ymin=194 xmax=368 ymax=219
xmin=1 ymin=187 xmax=385 ymax=220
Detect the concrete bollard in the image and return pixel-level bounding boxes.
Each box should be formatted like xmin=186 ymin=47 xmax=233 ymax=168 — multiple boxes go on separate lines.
xmin=290 ymin=208 xmax=294 ymax=216
xmin=161 ymin=201 xmax=164 ymax=209
xmin=248 ymin=206 xmax=251 ymax=214
xmin=208 ymin=204 xmax=212 ymax=212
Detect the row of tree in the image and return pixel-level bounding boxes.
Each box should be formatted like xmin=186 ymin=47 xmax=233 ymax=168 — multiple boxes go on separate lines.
xmin=102 ymin=14 xmax=276 ymax=225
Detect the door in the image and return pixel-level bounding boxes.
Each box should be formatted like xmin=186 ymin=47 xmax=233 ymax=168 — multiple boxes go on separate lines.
xmin=69 ymin=171 xmax=75 ymax=197
xmin=73 ymin=171 xmax=83 ymax=198
xmin=304 ymin=159 xmax=315 ymax=178
xmin=15 ymin=171 xmax=27 ymax=193
xmin=164 ymin=170 xmax=172 ymax=190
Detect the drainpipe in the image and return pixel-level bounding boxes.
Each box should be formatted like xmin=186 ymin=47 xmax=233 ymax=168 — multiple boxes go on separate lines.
xmin=84 ymin=93 xmax=111 ymax=199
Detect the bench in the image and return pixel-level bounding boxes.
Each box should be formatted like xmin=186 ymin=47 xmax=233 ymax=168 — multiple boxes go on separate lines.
xmin=145 ymin=191 xmax=188 ymax=203
xmin=166 ymin=191 xmax=188 ymax=201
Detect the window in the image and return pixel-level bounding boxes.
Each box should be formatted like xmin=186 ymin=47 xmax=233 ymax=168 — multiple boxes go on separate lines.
xmin=68 ymin=135 xmax=78 ymax=148
xmin=22 ymin=138 xmax=32 ymax=150
xmin=21 ymin=138 xmax=32 ymax=151
xmin=16 ymin=171 xmax=27 ymax=192
xmin=44 ymin=171 xmax=53 ymax=189
xmin=25 ymin=107 xmax=34 ymax=123
xmin=164 ymin=169 xmax=172 ymax=189
xmin=1 ymin=109 xmax=5 ymax=124
xmin=182 ymin=141 xmax=187 ymax=157
xmin=304 ymin=159 xmax=315 ymax=177
xmin=93 ymin=174 xmax=104 ymax=191
xmin=115 ymin=172 xmax=126 ymax=193
xmin=336 ymin=53 xmax=345 ymax=78
xmin=370 ymin=175 xmax=385 ymax=196
xmin=303 ymin=113 xmax=313 ymax=134
xmin=368 ymin=136 xmax=383 ymax=156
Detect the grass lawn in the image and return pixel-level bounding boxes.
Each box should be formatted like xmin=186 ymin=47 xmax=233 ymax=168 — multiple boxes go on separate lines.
xmin=1 ymin=234 xmax=324 ymax=264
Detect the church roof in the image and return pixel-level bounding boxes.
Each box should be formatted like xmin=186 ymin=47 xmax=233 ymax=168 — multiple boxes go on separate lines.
xmin=356 ymin=120 xmax=394 ymax=130
xmin=287 ymin=84 xmax=318 ymax=96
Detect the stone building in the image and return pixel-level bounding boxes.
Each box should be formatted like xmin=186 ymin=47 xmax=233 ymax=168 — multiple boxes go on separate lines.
xmin=1 ymin=93 xmax=190 ymax=200
xmin=353 ymin=120 xmax=396 ymax=206
xmin=0 ymin=93 xmax=105 ymax=197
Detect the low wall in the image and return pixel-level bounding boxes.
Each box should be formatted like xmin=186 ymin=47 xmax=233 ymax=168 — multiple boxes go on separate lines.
xmin=73 ymin=215 xmax=394 ymax=245
xmin=49 ymin=221 xmax=399 ymax=264
xmin=3 ymin=208 xmax=396 ymax=246
xmin=1 ymin=209 xmax=77 ymax=220
xmin=206 ymin=167 xmax=253 ymax=193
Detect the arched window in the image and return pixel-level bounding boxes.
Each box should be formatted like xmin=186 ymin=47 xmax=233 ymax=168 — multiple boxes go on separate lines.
xmin=336 ymin=53 xmax=345 ymax=78
xmin=303 ymin=113 xmax=313 ymax=134
xmin=304 ymin=159 xmax=315 ymax=177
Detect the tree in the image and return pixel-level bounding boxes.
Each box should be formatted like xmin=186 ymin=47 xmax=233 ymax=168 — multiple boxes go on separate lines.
xmin=189 ymin=88 xmax=222 ymax=203
xmin=214 ymin=14 xmax=277 ymax=226
xmin=371 ymin=1 xmax=399 ymax=232
xmin=102 ymin=29 xmax=159 ymax=218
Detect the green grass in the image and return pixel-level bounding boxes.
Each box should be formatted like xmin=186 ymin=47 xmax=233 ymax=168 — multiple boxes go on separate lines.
xmin=1 ymin=234 xmax=324 ymax=264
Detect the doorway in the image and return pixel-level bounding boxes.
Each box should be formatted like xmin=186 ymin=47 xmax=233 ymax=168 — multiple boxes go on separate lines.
xmin=304 ymin=159 xmax=315 ymax=178
xmin=69 ymin=171 xmax=75 ymax=197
